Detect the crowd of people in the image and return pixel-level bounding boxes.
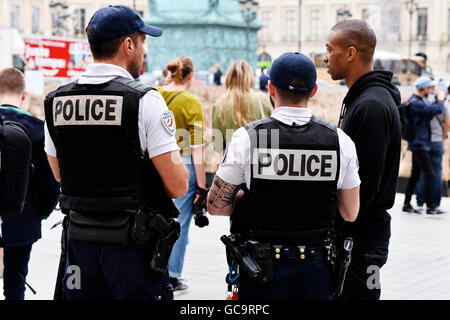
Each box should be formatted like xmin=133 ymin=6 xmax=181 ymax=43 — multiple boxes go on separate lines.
xmin=0 ymin=4 xmax=449 ymax=301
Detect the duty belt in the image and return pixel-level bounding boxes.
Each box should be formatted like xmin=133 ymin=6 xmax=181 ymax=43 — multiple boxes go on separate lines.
xmin=245 ymin=243 xmax=332 ymax=262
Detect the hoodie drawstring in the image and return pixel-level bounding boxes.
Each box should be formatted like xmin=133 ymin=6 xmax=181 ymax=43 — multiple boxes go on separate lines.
xmin=338 ymin=102 xmax=347 ymax=128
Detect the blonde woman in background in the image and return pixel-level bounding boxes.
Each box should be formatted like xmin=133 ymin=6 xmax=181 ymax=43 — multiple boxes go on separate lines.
xmin=157 ymin=56 xmax=206 ymax=293
xmin=212 ymin=60 xmax=273 ymax=152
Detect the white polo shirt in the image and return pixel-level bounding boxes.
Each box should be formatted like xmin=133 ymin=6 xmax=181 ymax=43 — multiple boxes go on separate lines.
xmin=216 ymin=107 xmax=361 ymax=190
xmin=44 ymin=63 xmax=179 ymax=158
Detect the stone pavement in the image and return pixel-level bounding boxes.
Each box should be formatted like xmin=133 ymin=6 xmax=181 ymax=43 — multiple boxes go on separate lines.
xmin=0 ymin=194 xmax=449 ymax=300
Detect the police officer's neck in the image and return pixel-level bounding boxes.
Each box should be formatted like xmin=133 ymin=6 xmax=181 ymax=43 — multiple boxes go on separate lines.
xmin=93 ymin=58 xmax=130 ymax=75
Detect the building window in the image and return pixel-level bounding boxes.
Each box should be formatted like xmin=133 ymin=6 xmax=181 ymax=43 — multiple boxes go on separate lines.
xmin=284 ymin=10 xmax=296 ymax=42
xmin=74 ymin=8 xmax=86 ymax=36
xmin=32 ymin=7 xmax=40 ymax=34
xmin=11 ymin=5 xmax=20 ymax=30
xmin=310 ymin=9 xmax=321 ymax=41
xmin=260 ymin=11 xmax=272 ymax=42
xmin=417 ymin=8 xmax=427 ymax=41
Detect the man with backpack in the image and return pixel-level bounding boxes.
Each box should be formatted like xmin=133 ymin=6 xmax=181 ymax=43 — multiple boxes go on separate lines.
xmin=403 ymin=76 xmax=445 ymax=215
xmin=414 ymin=84 xmax=450 ymax=213
xmin=0 ymin=68 xmax=60 ymax=300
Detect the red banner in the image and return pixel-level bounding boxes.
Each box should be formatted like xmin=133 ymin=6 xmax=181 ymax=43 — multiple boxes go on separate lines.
xmin=24 ymin=37 xmax=91 ymax=79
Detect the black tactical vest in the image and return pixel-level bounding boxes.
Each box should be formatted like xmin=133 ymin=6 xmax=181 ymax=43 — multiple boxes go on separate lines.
xmin=44 ymin=77 xmax=175 ymax=217
xmin=231 ymin=116 xmax=340 ymax=244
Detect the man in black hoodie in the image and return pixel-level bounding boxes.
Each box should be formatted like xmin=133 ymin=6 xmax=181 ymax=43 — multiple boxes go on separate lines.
xmin=323 ymin=20 xmax=401 ymax=300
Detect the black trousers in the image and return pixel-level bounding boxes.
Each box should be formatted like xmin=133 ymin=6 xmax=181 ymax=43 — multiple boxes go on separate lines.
xmin=339 ymin=242 xmax=389 ymax=300
xmin=404 ymin=149 xmax=435 ymax=209
xmin=238 ymin=260 xmax=331 ymax=300
xmin=62 ymin=239 xmax=173 ymax=300
xmin=3 ymin=244 xmax=33 ymax=300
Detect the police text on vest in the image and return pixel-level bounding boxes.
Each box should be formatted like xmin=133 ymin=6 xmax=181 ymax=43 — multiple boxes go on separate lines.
xmin=53 ymin=95 xmax=123 ymax=126
xmin=253 ymin=148 xmax=338 ymax=181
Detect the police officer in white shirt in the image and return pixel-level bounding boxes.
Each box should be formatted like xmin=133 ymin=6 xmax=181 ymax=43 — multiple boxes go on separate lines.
xmin=207 ymin=52 xmax=360 ymax=300
xmin=44 ymin=5 xmax=188 ymax=300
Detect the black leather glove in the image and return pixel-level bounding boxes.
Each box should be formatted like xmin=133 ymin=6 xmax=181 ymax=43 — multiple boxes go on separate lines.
xmin=193 ymin=185 xmax=209 ymax=228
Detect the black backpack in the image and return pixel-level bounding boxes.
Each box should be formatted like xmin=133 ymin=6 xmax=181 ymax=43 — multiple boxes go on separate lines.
xmin=0 ymin=117 xmax=32 ymax=214
xmin=398 ymin=98 xmax=416 ymax=142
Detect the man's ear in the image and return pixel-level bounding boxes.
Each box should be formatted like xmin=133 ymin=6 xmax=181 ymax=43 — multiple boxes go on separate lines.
xmin=310 ymin=84 xmax=318 ymax=99
xmin=123 ymin=37 xmax=135 ymax=55
xmin=347 ymin=46 xmax=356 ymax=63
xmin=268 ymin=80 xmax=276 ymax=97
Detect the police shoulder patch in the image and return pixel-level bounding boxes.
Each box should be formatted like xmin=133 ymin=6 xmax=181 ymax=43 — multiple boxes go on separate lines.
xmin=161 ymin=109 xmax=176 ymax=135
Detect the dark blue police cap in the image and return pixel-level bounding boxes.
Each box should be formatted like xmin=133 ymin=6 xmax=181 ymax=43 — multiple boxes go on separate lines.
xmin=269 ymin=52 xmax=317 ymax=93
xmin=86 ymin=5 xmax=162 ymax=44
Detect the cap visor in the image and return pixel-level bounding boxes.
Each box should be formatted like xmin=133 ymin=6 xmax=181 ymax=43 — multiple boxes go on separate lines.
xmin=140 ymin=24 xmax=162 ymax=37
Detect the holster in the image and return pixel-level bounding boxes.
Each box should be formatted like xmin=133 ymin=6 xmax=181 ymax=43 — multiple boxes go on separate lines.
xmin=245 ymin=243 xmax=273 ymax=284
xmin=145 ymin=212 xmax=180 ymax=272
xmin=330 ymin=237 xmax=353 ymax=298
xmin=224 ymin=238 xmax=273 ymax=284
xmin=130 ymin=208 xmax=181 ymax=272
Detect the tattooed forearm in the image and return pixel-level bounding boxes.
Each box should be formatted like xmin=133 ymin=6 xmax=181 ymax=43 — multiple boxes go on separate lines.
xmin=207 ymin=176 xmax=241 ymax=214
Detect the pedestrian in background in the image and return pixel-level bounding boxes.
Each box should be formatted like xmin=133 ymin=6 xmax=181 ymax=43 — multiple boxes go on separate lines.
xmin=415 ymin=83 xmax=450 ymax=213
xmin=214 ymin=63 xmax=222 ymax=86
xmin=323 ymin=19 xmax=402 ymax=300
xmin=212 ymin=60 xmax=272 ymax=152
xmin=403 ymin=76 xmax=445 ymax=214
xmin=259 ymin=67 xmax=269 ymax=92
xmin=158 ymin=56 xmax=206 ymax=293
xmin=0 ymin=68 xmax=60 ymax=300
xmin=208 ymin=67 xmax=215 ymax=85
xmin=157 ymin=69 xmax=168 ymax=86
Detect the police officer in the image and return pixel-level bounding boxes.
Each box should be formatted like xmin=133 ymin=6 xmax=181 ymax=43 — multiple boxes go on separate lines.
xmin=207 ymin=53 xmax=361 ymax=300
xmin=44 ymin=5 xmax=188 ymax=300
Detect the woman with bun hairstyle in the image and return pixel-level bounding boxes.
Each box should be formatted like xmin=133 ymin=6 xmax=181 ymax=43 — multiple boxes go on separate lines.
xmin=157 ymin=56 xmax=206 ymax=293
xmin=212 ymin=60 xmax=273 ymax=151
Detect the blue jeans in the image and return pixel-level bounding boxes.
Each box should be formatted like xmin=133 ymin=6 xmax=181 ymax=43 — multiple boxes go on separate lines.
xmin=168 ymin=156 xmax=197 ymax=278
xmin=415 ymin=141 xmax=444 ymax=207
